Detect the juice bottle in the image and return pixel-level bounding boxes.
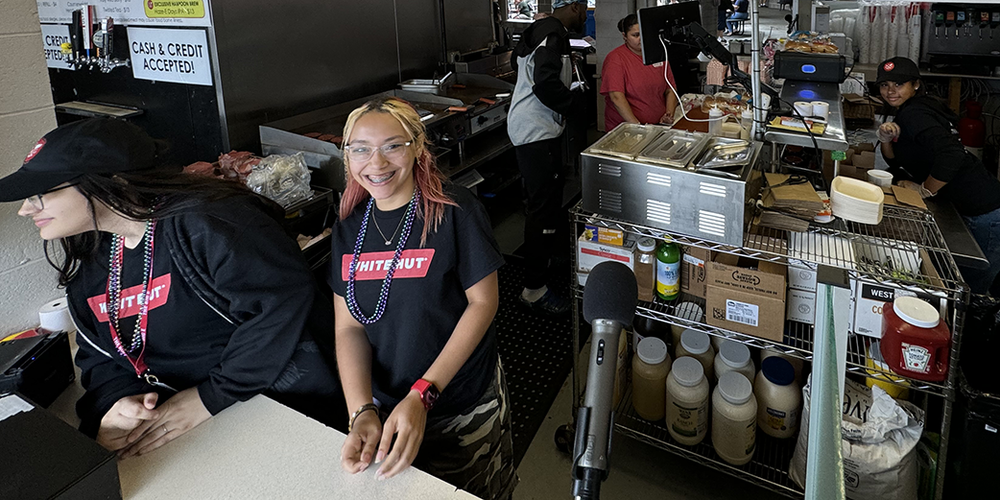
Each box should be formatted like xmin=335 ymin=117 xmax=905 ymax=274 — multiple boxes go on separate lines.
xmin=656 ymin=239 xmax=681 ymax=301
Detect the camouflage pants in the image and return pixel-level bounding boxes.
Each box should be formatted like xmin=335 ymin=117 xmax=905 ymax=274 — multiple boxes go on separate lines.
xmin=413 ymin=361 xmax=519 ymax=500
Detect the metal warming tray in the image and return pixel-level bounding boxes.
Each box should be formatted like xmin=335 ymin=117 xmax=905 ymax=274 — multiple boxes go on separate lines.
xmin=582 ymin=124 xmax=764 ymax=246
xmin=635 ymin=129 xmax=709 ymax=168
xmin=694 ymin=137 xmax=756 ymax=170
xmin=587 ymin=123 xmax=663 ymax=160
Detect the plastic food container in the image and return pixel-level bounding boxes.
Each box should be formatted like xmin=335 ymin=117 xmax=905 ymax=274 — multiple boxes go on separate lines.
xmin=880 ymin=296 xmax=950 ymax=382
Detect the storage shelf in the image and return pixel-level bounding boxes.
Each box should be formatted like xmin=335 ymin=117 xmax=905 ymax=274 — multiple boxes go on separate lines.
xmin=572 ymin=203 xmax=967 ymax=299
xmin=613 ymin=384 xmax=804 ymax=499
xmin=576 ymin=286 xmax=953 ymax=397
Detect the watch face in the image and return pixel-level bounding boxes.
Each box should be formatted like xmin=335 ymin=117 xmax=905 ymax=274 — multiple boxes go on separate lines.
xmin=423 ymin=386 xmax=440 ymax=409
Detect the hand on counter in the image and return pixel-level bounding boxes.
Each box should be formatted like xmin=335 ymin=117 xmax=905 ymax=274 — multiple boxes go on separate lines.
xmin=96 ymin=392 xmax=161 ymax=452
xmin=119 ymin=387 xmax=211 ymax=458
xmin=341 ymin=410 xmax=382 ymax=473
xmin=375 ymin=391 xmax=427 ymax=480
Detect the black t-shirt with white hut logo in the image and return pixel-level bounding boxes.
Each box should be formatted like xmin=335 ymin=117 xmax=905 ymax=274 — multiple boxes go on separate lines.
xmin=330 ymin=185 xmax=504 ymax=416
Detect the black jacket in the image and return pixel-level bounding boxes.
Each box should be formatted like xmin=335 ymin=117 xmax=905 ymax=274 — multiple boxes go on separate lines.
xmin=68 ymin=195 xmax=335 ymax=437
xmin=511 ymin=16 xmax=588 ymax=119
xmin=885 ymin=96 xmax=1000 ymax=216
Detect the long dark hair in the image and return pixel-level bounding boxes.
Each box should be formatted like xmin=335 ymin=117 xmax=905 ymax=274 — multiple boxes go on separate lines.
xmin=46 ymin=168 xmax=280 ymax=287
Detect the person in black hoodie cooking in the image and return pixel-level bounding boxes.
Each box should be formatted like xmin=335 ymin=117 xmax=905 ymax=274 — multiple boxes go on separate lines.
xmin=507 ymin=0 xmax=589 ymax=315
xmin=2 ymin=118 xmax=343 ymax=455
xmin=876 ymin=57 xmax=1000 ymax=294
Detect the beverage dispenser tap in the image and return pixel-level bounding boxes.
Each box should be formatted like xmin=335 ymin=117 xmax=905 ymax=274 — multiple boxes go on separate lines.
xmin=979 ymin=11 xmax=988 ymax=39
xmin=93 ymin=17 xmax=130 ymax=73
xmin=955 ymin=10 xmax=966 ymax=38
xmin=992 ymin=11 xmax=1000 ymax=39
xmin=933 ymin=10 xmax=943 ymax=38
xmin=944 ymin=10 xmax=954 ymax=38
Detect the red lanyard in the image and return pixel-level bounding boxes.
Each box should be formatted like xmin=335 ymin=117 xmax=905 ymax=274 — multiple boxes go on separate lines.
xmin=105 ymin=224 xmax=156 ymax=377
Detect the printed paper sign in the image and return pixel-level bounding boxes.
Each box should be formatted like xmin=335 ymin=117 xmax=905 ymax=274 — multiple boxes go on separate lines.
xmin=36 ymin=0 xmax=211 ymax=27
xmin=144 ymin=0 xmax=206 ymax=19
xmin=127 ymin=27 xmax=212 ymax=86
xmin=40 ymin=24 xmax=73 ymax=70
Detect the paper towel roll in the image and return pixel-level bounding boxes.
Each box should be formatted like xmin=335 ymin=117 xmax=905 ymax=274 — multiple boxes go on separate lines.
xmin=794 ymin=101 xmax=814 ymax=117
xmin=39 ymin=298 xmax=76 ymax=333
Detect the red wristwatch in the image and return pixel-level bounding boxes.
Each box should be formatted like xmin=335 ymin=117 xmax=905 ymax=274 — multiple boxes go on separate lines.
xmin=411 ymin=379 xmax=440 ymax=410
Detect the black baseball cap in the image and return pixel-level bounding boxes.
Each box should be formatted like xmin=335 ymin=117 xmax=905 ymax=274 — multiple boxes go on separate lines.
xmin=876 ymin=57 xmax=921 ymax=84
xmin=0 ymin=118 xmax=159 ymax=202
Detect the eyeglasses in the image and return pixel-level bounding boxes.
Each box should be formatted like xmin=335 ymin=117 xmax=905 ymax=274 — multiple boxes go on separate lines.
xmin=25 ymin=183 xmax=78 ymax=211
xmin=344 ymin=141 xmax=413 ymax=163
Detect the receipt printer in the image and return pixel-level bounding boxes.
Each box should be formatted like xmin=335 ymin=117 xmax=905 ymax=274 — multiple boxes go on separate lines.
xmin=773 ymin=51 xmax=847 ymax=83
xmin=0 ymin=331 xmax=74 ymax=408
xmin=0 ymin=393 xmax=121 ymax=500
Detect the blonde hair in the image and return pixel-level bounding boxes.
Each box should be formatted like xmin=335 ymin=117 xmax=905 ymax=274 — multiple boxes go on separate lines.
xmin=339 ymin=97 xmax=455 ymax=246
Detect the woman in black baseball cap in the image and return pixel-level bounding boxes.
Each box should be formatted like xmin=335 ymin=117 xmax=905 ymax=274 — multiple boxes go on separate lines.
xmin=3 ymin=118 xmax=344 ymax=454
xmin=875 ymin=57 xmax=1000 ymax=294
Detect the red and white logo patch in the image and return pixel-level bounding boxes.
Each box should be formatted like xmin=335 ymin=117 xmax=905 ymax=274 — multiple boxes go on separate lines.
xmin=342 ymin=249 xmax=436 ymax=281
xmin=24 ymin=138 xmax=46 ymax=164
xmin=883 ymin=61 xmax=895 ymax=72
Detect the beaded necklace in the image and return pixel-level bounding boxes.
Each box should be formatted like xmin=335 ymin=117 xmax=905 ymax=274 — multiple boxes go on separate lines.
xmin=345 ymin=189 xmax=420 ymax=324
xmin=105 ymin=219 xmax=156 ymax=376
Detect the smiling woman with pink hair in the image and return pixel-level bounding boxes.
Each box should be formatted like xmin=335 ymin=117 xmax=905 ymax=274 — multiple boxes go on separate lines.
xmin=329 ymin=97 xmax=517 ymax=499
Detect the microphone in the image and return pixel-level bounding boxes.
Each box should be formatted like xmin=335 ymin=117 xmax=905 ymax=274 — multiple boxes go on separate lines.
xmin=572 ymin=261 xmax=638 ymax=500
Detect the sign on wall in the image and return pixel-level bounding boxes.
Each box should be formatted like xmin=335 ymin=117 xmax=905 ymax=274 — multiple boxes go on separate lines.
xmin=40 ymin=24 xmax=73 ymax=70
xmin=126 ymin=27 xmax=213 ymax=86
xmin=36 ymin=1 xmax=211 ymax=27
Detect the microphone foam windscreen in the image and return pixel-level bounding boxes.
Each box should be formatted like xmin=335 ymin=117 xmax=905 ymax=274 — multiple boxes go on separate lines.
xmin=583 ymin=261 xmax=639 ymax=325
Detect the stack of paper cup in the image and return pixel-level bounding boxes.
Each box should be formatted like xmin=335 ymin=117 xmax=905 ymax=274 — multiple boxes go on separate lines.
xmin=811 ymin=101 xmax=830 ymax=120
xmin=39 ymin=298 xmax=76 ymax=333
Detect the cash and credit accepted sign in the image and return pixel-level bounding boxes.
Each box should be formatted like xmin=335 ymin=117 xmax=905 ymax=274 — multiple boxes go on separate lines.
xmin=126 ymin=27 xmax=212 ymax=86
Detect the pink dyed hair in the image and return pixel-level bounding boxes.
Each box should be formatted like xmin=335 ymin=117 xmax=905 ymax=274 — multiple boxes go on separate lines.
xmin=339 ymin=97 xmax=456 ymax=246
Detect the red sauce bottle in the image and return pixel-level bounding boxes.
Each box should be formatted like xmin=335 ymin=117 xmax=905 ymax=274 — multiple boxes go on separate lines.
xmin=880 ymin=296 xmax=950 ymax=382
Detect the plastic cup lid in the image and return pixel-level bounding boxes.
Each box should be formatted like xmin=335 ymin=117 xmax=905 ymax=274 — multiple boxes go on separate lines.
xmin=637 ymin=337 xmax=669 ymax=365
xmin=675 ymin=302 xmax=704 ymax=322
xmin=709 ymin=107 xmax=723 ymax=117
xmin=892 ymin=296 xmax=940 ymax=329
xmin=671 ymin=356 xmax=704 ymax=387
xmin=719 ymin=341 xmax=751 ymax=368
xmin=761 ymin=356 xmax=795 ymax=386
xmin=637 ymin=238 xmax=657 ymax=252
xmin=681 ymin=329 xmax=710 ymax=355
xmin=718 ymin=371 xmax=753 ymax=405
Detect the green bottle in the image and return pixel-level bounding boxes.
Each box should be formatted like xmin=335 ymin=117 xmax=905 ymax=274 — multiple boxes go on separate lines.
xmin=655 ymin=238 xmax=681 ymax=301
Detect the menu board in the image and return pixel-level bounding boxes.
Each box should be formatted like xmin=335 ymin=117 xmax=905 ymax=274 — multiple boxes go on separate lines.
xmin=36 ymin=0 xmax=212 ymax=27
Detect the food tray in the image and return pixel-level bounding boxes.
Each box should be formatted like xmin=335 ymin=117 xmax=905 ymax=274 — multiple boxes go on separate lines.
xmin=694 ymin=138 xmax=754 ymax=170
xmin=587 ymin=123 xmax=664 ymax=159
xmin=636 ymin=129 xmax=709 ymax=168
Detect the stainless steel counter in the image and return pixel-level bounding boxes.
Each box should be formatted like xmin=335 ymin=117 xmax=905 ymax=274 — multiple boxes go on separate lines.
xmin=926 ymin=199 xmax=990 ymax=271
xmin=763 ymin=81 xmax=848 ymax=152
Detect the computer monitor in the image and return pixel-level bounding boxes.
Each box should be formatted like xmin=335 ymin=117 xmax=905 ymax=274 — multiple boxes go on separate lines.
xmin=637 ymin=1 xmax=702 ymax=66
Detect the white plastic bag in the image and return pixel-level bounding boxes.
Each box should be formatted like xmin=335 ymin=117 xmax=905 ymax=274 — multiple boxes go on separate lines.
xmin=789 ymin=376 xmax=923 ymax=500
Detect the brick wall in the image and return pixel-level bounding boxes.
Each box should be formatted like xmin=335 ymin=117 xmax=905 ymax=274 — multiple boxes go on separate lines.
xmin=0 ymin=1 xmax=61 ymax=334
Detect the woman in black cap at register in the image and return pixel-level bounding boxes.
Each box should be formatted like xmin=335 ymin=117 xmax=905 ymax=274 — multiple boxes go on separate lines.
xmin=1 ymin=118 xmax=343 ymax=455
xmin=876 ymin=56 xmax=1000 ymax=294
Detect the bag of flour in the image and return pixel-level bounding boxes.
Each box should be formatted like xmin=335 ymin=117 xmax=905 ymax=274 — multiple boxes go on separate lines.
xmin=789 ymin=376 xmax=923 ymax=500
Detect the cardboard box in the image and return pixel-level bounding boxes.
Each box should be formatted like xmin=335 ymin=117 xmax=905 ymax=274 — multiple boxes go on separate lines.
xmin=851 ymin=247 xmax=948 ymax=338
xmin=706 ymin=287 xmax=787 ymax=341
xmin=680 ymin=246 xmax=711 ymax=299
xmin=706 ymin=254 xmax=786 ymax=301
xmin=576 ymin=236 xmax=635 ymax=275
xmin=786 ymin=289 xmax=816 ymax=325
xmin=705 ymin=254 xmax=787 ymax=341
xmin=787 ymin=264 xmax=818 ymax=292
xmin=582 ymin=225 xmax=624 ymax=246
